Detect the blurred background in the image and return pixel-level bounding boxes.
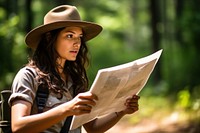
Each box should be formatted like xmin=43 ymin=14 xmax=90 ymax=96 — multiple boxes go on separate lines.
xmin=0 ymin=0 xmax=199 ymax=132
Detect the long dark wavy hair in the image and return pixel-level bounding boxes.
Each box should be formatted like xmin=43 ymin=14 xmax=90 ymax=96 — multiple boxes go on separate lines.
xmin=27 ymin=27 xmax=89 ymax=98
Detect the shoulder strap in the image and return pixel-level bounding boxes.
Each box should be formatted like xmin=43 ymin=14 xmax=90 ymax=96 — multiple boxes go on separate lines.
xmin=25 ymin=67 xmax=49 ymax=113
xmin=26 ymin=67 xmax=72 ymax=132
xmin=60 ymin=116 xmax=73 ymax=133
xmin=36 ymin=85 xmax=49 ymax=113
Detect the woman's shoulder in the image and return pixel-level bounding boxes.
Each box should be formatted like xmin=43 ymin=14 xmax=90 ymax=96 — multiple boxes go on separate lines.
xmin=9 ymin=66 xmax=39 ymax=105
xmin=17 ymin=66 xmax=37 ymax=77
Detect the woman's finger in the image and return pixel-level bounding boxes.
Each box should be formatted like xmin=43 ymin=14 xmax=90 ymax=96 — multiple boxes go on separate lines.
xmin=132 ymin=95 xmax=140 ymax=99
xmin=78 ymin=92 xmax=98 ymax=101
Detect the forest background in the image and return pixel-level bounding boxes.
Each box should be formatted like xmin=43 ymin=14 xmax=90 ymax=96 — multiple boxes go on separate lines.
xmin=0 ymin=0 xmax=199 ymax=132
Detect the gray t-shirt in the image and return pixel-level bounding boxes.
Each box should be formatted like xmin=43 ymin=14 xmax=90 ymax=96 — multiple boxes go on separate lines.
xmin=9 ymin=66 xmax=81 ymax=133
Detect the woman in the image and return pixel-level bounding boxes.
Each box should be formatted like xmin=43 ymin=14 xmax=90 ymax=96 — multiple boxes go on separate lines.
xmin=9 ymin=5 xmax=140 ymax=133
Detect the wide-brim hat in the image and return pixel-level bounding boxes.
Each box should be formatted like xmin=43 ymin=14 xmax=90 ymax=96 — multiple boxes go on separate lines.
xmin=25 ymin=5 xmax=103 ymax=50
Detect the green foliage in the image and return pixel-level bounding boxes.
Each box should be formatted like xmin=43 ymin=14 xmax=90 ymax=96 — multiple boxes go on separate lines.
xmin=174 ymin=86 xmax=200 ymax=121
xmin=176 ymin=88 xmax=191 ymax=109
xmin=0 ymin=0 xmax=199 ymax=129
xmin=0 ymin=10 xmax=27 ymax=90
xmin=0 ymin=7 xmax=6 ymax=19
xmin=191 ymin=86 xmax=200 ymax=111
xmin=162 ymin=0 xmax=200 ymax=92
xmin=128 ymin=89 xmax=199 ymax=126
xmin=0 ymin=0 xmax=199 ymax=100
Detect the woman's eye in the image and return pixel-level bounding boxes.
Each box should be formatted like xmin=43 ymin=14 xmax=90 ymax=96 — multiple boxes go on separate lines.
xmin=79 ymin=35 xmax=83 ymax=39
xmin=66 ymin=34 xmax=73 ymax=39
xmin=65 ymin=34 xmax=83 ymax=42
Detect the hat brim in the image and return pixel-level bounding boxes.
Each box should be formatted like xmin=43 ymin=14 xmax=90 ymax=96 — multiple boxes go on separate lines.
xmin=25 ymin=20 xmax=102 ymax=50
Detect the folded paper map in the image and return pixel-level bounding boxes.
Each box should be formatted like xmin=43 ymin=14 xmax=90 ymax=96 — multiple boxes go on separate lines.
xmin=70 ymin=49 xmax=163 ymax=130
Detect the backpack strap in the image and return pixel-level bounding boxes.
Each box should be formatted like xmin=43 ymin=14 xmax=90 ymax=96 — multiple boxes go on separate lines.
xmin=36 ymin=86 xmax=72 ymax=133
xmin=26 ymin=67 xmax=72 ymax=132
xmin=36 ymin=85 xmax=49 ymax=113
xmin=60 ymin=116 xmax=73 ymax=133
xmin=36 ymin=85 xmax=72 ymax=133
xmin=25 ymin=67 xmax=49 ymax=113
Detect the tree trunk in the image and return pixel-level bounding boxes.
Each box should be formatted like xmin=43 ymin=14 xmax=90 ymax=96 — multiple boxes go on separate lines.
xmin=149 ymin=0 xmax=162 ymax=83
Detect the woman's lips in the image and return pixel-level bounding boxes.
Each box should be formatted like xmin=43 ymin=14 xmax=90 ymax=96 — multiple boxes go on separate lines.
xmin=70 ymin=50 xmax=78 ymax=53
xmin=69 ymin=50 xmax=79 ymax=56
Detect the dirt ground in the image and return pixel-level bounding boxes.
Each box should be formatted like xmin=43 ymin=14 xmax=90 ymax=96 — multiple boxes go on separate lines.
xmin=82 ymin=116 xmax=200 ymax=133
xmin=105 ymin=120 xmax=199 ymax=133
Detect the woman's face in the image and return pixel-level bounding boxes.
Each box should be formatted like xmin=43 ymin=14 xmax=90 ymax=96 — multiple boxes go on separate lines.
xmin=55 ymin=26 xmax=83 ymax=64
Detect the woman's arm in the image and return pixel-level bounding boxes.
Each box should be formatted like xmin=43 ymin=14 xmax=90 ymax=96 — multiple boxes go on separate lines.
xmin=84 ymin=111 xmax=125 ymax=133
xmin=11 ymin=100 xmax=72 ymax=133
xmin=11 ymin=92 xmax=97 ymax=133
xmin=83 ymin=95 xmax=140 ymax=133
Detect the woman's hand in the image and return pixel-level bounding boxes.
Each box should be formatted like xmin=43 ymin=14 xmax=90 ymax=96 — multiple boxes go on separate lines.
xmin=121 ymin=94 xmax=140 ymax=115
xmin=67 ymin=92 xmax=98 ymax=116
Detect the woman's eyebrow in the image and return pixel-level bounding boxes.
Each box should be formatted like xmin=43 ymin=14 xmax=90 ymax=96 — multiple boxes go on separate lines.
xmin=64 ymin=30 xmax=83 ymax=36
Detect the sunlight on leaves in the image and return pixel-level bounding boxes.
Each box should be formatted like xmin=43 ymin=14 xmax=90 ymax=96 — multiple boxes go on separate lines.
xmin=177 ymin=88 xmax=190 ymax=109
